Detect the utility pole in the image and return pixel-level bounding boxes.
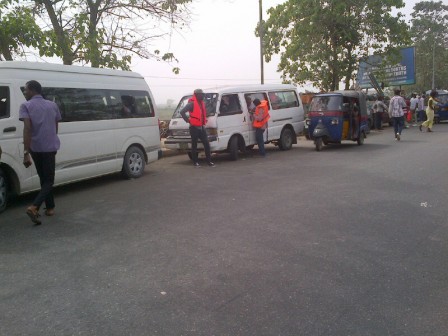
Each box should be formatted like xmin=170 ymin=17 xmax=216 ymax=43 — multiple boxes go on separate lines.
xmin=432 ymin=40 xmax=435 ymax=89
xmin=259 ymin=0 xmax=264 ymax=84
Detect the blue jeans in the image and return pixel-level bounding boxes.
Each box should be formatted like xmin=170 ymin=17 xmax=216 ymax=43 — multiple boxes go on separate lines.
xmin=255 ymin=128 xmax=266 ymax=156
xmin=392 ymin=116 xmax=404 ymax=135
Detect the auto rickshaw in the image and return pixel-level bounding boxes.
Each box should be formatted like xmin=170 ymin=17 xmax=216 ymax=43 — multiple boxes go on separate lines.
xmin=307 ymin=91 xmax=369 ymax=151
xmin=432 ymin=90 xmax=448 ymax=123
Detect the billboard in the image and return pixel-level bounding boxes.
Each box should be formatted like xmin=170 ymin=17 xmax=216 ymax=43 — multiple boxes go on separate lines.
xmin=356 ymin=47 xmax=416 ymax=88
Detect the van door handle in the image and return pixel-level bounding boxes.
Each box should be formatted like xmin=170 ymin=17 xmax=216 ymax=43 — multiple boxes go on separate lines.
xmin=3 ymin=127 xmax=16 ymax=133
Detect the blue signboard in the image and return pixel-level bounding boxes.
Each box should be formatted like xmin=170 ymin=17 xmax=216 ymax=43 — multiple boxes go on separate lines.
xmin=356 ymin=47 xmax=416 ymax=88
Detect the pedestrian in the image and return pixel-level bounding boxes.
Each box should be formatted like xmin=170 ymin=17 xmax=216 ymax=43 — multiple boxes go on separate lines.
xmin=180 ymin=89 xmax=215 ymax=167
xmin=252 ymin=98 xmax=270 ymax=156
xmin=372 ymin=95 xmax=388 ymax=131
xmin=20 ymin=80 xmax=62 ymax=225
xmin=419 ymin=90 xmax=438 ymax=133
xmin=401 ymin=91 xmax=410 ymax=128
xmin=409 ymin=93 xmax=418 ymax=126
xmin=417 ymin=94 xmax=426 ymax=123
xmin=388 ymin=88 xmax=407 ymax=141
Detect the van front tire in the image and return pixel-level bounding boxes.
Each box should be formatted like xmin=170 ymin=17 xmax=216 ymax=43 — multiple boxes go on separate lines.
xmin=0 ymin=169 xmax=8 ymax=213
xmin=229 ymin=136 xmax=239 ymax=161
xmin=122 ymin=146 xmax=145 ymax=179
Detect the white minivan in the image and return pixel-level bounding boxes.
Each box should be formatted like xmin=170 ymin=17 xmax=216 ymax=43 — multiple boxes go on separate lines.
xmin=0 ymin=61 xmax=161 ymax=213
xmin=165 ymin=84 xmax=305 ymax=160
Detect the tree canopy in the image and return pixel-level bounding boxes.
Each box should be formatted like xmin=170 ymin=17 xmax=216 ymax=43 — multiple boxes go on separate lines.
xmin=0 ymin=3 xmax=45 ymax=61
xmin=0 ymin=0 xmax=192 ymax=71
xmin=261 ymin=0 xmax=410 ymax=91
xmin=409 ymin=1 xmax=448 ymax=91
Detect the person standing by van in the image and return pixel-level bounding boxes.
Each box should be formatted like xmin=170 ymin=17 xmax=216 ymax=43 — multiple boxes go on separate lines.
xmin=252 ymin=99 xmax=270 ymax=157
xmin=373 ymin=95 xmax=388 ymax=131
xmin=20 ymin=80 xmax=62 ymax=224
xmin=180 ymin=89 xmax=214 ymax=167
xmin=409 ymin=93 xmax=418 ymax=126
xmin=417 ymin=94 xmax=426 ymax=122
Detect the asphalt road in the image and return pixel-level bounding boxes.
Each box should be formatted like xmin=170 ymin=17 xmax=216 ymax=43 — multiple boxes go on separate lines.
xmin=1 ymin=125 xmax=448 ymax=336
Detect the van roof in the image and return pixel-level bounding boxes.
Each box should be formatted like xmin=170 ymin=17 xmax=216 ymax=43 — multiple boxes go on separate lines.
xmin=186 ymin=84 xmax=298 ymax=95
xmin=0 ymin=61 xmax=143 ymax=79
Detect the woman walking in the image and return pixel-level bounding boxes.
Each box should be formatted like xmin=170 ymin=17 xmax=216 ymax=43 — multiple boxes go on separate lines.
xmin=420 ymin=90 xmax=438 ymax=132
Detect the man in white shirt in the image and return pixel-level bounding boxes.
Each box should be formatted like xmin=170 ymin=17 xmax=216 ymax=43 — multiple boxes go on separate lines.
xmin=417 ymin=94 xmax=426 ymax=123
xmin=409 ymin=93 xmax=418 ymax=126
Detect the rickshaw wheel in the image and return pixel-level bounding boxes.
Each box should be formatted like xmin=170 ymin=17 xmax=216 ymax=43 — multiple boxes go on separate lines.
xmin=315 ymin=138 xmax=323 ymax=151
xmin=357 ymin=132 xmax=365 ymax=146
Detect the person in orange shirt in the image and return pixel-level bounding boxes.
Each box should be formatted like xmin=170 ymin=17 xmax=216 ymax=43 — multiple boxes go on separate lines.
xmin=252 ymin=99 xmax=270 ymax=157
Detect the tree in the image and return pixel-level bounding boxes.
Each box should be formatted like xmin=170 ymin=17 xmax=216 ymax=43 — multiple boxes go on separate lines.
xmin=409 ymin=1 xmax=448 ymax=91
xmin=261 ymin=0 xmax=410 ymax=91
xmin=3 ymin=0 xmax=192 ymax=70
xmin=0 ymin=4 xmax=45 ymax=61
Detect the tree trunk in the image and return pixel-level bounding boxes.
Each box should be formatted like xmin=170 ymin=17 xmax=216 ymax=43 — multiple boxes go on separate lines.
xmin=42 ymin=0 xmax=73 ymax=65
xmin=88 ymin=1 xmax=101 ymax=68
xmin=0 ymin=44 xmax=13 ymax=61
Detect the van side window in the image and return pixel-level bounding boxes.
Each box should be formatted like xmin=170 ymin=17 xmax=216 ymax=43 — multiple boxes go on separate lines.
xmin=35 ymin=88 xmax=155 ymax=122
xmin=219 ymin=94 xmax=242 ymax=116
xmin=268 ymin=91 xmax=299 ymax=110
xmin=0 ymin=87 xmax=10 ymax=119
xmin=244 ymin=93 xmax=269 ymax=110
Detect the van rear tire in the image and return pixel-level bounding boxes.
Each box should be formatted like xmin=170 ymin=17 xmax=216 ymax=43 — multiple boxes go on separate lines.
xmin=0 ymin=169 xmax=8 ymax=213
xmin=122 ymin=146 xmax=145 ymax=179
xmin=279 ymin=128 xmax=294 ymax=150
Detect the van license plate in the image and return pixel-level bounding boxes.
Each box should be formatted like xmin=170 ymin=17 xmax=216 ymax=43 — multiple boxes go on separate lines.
xmin=179 ymin=143 xmax=188 ymax=150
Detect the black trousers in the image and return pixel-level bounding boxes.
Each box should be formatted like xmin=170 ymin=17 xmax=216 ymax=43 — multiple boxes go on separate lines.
xmin=30 ymin=151 xmax=56 ymax=209
xmin=189 ymin=126 xmax=211 ymax=163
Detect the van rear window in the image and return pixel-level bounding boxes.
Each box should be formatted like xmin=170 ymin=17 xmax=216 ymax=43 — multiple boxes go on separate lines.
xmin=268 ymin=91 xmax=300 ymax=110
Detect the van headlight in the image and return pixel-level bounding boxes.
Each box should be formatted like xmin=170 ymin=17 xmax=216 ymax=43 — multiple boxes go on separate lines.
xmin=206 ymin=128 xmax=218 ymax=136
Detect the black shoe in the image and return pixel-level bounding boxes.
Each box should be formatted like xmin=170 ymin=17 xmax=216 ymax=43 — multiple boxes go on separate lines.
xmin=207 ymin=161 xmax=215 ymax=167
xmin=193 ymin=162 xmax=200 ymax=167
xmin=419 ymin=125 xmax=422 ymax=132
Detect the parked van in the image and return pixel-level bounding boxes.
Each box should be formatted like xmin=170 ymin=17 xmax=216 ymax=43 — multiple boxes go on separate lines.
xmin=0 ymin=61 xmax=161 ymax=213
xmin=165 ymin=84 xmax=305 ymax=160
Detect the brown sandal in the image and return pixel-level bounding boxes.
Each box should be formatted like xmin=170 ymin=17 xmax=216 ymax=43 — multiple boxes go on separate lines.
xmin=44 ymin=208 xmax=55 ymax=216
xmin=26 ymin=207 xmax=41 ymax=225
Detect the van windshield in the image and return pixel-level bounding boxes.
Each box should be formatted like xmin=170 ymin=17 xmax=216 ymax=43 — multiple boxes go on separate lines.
xmin=172 ymin=93 xmax=218 ymax=119
xmin=309 ymin=95 xmax=343 ymax=112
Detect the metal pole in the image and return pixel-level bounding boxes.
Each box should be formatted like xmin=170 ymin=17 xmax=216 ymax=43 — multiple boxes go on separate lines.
xmin=259 ymin=0 xmax=264 ymax=84
xmin=432 ymin=40 xmax=435 ymax=89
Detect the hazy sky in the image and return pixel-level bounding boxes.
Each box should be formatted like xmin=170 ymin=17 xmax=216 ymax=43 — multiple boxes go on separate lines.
xmin=131 ymin=0 xmax=418 ymax=105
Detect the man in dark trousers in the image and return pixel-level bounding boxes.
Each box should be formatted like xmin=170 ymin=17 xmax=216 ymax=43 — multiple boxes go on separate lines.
xmin=180 ymin=89 xmax=214 ymax=167
xmin=20 ymin=80 xmax=62 ymax=224
xmin=252 ymin=99 xmax=270 ymax=157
